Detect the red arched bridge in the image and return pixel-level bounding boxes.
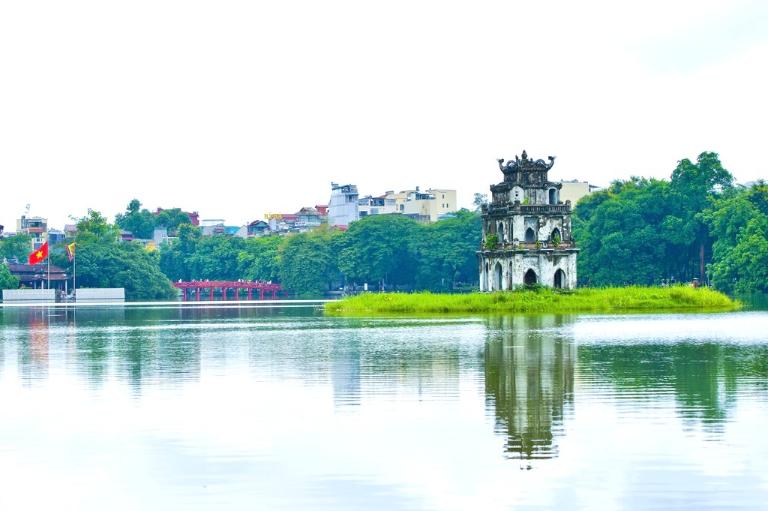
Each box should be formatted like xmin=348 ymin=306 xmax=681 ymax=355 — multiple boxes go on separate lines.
xmin=173 ymin=281 xmax=283 ymax=301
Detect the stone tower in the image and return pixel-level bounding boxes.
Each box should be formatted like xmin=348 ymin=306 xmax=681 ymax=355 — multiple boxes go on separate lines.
xmin=478 ymin=150 xmax=578 ymax=291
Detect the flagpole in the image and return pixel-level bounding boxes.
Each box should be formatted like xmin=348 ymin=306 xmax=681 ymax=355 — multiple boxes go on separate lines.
xmin=73 ymin=249 xmax=76 ymax=301
xmin=47 ymin=251 xmax=50 ymax=290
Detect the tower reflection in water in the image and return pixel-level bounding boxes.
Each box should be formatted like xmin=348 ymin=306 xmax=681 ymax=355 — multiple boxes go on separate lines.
xmin=484 ymin=314 xmax=575 ymax=460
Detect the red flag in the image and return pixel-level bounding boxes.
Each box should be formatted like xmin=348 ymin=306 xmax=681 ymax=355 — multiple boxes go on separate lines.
xmin=28 ymin=242 xmax=49 ymax=265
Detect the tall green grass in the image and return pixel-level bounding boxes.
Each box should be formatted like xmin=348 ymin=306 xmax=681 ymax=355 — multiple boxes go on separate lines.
xmin=324 ymin=286 xmax=741 ymax=315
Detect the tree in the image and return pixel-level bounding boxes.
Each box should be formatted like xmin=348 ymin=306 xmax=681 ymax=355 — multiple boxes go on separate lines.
xmin=573 ymin=153 xmax=734 ymax=286
xmin=0 ymin=233 xmax=32 ymax=262
xmin=115 ymin=199 xmax=156 ymax=239
xmin=155 ymin=208 xmax=192 ymax=233
xmin=69 ymin=210 xmax=175 ymax=300
xmin=337 ymin=215 xmax=420 ymax=289
xmin=473 ymin=193 xmax=488 ymax=212
xmin=238 ymin=236 xmax=283 ymax=282
xmin=0 ymin=263 xmax=19 ymax=290
xmin=412 ymin=210 xmax=482 ymax=290
xmin=703 ymin=183 xmax=768 ymax=294
xmin=75 ymin=241 xmax=176 ymax=300
xmin=278 ymin=228 xmax=341 ymax=295
xmin=76 ymin=209 xmax=120 ymax=244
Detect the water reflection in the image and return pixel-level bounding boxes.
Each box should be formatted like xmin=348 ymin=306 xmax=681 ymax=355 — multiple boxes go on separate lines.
xmin=484 ymin=315 xmax=575 ymax=460
xmin=580 ymin=342 xmax=768 ymax=433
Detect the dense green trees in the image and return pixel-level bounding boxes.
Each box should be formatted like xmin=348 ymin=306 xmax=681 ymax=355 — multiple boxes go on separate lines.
xmin=0 ymin=263 xmax=19 ymax=290
xmin=64 ymin=210 xmax=176 ymax=300
xmin=0 ymin=233 xmax=33 ymax=261
xmin=279 ymin=227 xmax=341 ymax=295
xmin=156 ymin=212 xmax=481 ymax=295
xmin=115 ymin=199 xmax=155 ymax=239
xmin=115 ymin=199 xmax=192 ymax=239
xmin=703 ymin=183 xmax=768 ymax=294
xmin=573 ymin=152 xmax=766 ymax=295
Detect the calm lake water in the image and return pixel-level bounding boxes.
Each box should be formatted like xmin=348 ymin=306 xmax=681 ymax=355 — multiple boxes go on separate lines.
xmin=0 ymin=304 xmax=767 ymax=510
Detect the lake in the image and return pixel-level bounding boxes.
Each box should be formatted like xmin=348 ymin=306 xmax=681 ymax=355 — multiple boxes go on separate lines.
xmin=0 ymin=304 xmax=766 ymax=510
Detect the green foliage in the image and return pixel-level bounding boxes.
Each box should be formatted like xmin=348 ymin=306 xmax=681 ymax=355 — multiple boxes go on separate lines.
xmin=485 ymin=233 xmax=499 ymax=251
xmin=0 ymin=233 xmax=33 ymax=261
xmin=412 ymin=210 xmax=482 ymax=291
xmin=159 ymin=211 xmax=482 ymax=295
xmin=76 ymin=240 xmax=176 ymax=300
xmin=325 ymin=287 xmax=740 ymax=315
xmin=76 ymin=209 xmax=121 ymax=244
xmin=338 ymin=215 xmax=420 ymax=288
xmin=0 ymin=263 xmax=20 ymax=291
xmin=115 ymin=199 xmax=155 ymax=239
xmin=159 ymin=224 xmax=245 ymax=281
xmin=238 ymin=236 xmax=282 ymax=282
xmin=573 ymin=153 xmax=734 ymax=286
xmin=69 ymin=210 xmax=175 ymax=300
xmin=279 ymin=228 xmax=341 ymax=296
xmin=703 ymin=183 xmax=768 ymax=294
xmin=155 ymin=208 xmax=192 ymax=232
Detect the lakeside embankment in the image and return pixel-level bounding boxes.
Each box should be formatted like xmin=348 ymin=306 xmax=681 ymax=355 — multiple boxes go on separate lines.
xmin=324 ymin=286 xmax=741 ymax=314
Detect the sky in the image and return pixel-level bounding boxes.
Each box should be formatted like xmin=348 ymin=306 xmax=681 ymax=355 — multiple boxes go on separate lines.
xmin=1 ymin=0 xmax=767 ymax=229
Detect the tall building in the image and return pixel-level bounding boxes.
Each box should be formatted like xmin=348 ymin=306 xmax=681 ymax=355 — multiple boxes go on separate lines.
xmin=328 ymin=183 xmax=359 ymax=227
xmin=478 ymin=151 xmax=578 ymax=291
xmin=16 ymin=215 xmax=48 ymax=249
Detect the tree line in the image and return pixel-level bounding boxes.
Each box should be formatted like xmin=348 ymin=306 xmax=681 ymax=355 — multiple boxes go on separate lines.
xmin=573 ymin=151 xmax=768 ymax=294
xmin=158 ymin=211 xmax=481 ymax=296
xmin=2 ymin=151 xmax=766 ymax=298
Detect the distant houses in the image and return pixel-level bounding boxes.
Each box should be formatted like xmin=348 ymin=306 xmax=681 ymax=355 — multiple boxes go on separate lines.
xmin=1 ymin=178 xmax=599 ymax=251
xmin=328 ymin=184 xmax=458 ymax=227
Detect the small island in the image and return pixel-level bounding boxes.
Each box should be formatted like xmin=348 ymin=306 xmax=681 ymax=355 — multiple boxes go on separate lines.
xmin=324 ymin=287 xmax=741 ymax=315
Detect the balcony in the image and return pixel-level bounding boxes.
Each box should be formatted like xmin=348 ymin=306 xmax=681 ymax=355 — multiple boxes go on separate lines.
xmin=485 ymin=203 xmax=571 ymax=216
xmin=480 ymin=240 xmax=577 ymax=251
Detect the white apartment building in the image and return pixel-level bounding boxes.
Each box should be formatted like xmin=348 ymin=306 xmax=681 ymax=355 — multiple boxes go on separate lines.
xmin=328 ymin=183 xmax=360 ymax=227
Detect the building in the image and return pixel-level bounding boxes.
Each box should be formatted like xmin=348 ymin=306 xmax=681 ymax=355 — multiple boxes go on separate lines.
xmin=7 ymin=262 xmax=68 ymax=290
xmin=296 ymin=207 xmax=325 ymax=229
xmin=558 ymin=180 xmax=601 ymax=206
xmin=393 ymin=187 xmax=457 ymax=222
xmin=358 ymin=195 xmax=398 ymax=218
xmin=16 ymin=215 xmax=48 ymax=249
xmin=478 ymin=151 xmax=578 ymax=291
xmin=153 ymin=227 xmax=171 ymax=246
xmin=47 ymin=229 xmax=66 ymax=245
xmin=246 ymin=220 xmax=270 ymax=237
xmin=200 ymin=219 xmax=226 ymax=236
xmin=328 ymin=183 xmax=359 ymax=227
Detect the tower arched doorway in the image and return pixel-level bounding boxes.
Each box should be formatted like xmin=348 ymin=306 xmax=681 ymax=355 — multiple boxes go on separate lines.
xmin=551 ymin=228 xmax=561 ymax=244
xmin=483 ymin=262 xmax=489 ymax=292
xmin=549 ymin=188 xmax=557 ymax=204
xmin=525 ymin=228 xmax=536 ymax=243
xmin=494 ymin=262 xmax=503 ymax=291
xmin=524 ymin=269 xmax=537 ymax=286
xmin=554 ymin=268 xmax=566 ymax=289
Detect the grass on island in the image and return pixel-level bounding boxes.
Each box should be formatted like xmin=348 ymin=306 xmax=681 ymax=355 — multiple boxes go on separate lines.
xmin=324 ymin=286 xmax=741 ymax=315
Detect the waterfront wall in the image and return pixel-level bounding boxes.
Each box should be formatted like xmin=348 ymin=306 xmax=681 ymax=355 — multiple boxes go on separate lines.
xmin=2 ymin=289 xmax=56 ymax=302
xmin=76 ymin=288 xmax=125 ymax=302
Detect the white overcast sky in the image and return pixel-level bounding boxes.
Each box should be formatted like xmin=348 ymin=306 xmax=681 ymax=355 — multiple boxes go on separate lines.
xmin=1 ymin=0 xmax=767 ymax=229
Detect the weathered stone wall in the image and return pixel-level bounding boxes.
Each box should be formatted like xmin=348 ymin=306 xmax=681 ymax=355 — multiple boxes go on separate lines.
xmin=478 ymin=251 xmax=577 ymax=291
xmin=483 ymin=215 xmax=571 ymax=244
